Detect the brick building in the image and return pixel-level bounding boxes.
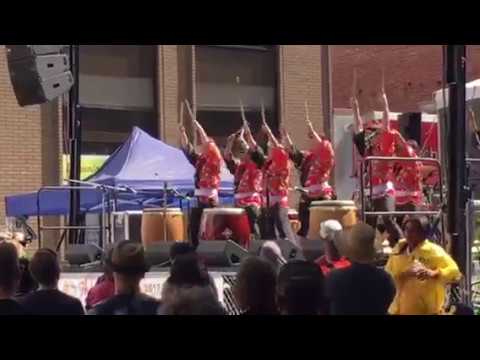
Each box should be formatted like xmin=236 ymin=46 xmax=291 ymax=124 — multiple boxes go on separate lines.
xmin=2 ymin=44 xmax=478 ymax=250
xmin=331 ymin=45 xmax=480 ymax=113
xmin=0 ymin=45 xmax=330 ymax=249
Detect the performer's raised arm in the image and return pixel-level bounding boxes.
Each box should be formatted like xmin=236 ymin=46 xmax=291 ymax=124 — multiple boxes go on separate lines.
xmin=281 ymin=127 xmax=294 ymax=153
xmin=224 ymin=132 xmax=237 ymax=161
xmin=351 ymin=97 xmax=364 ymax=133
xmin=262 ymin=121 xmax=281 ymax=148
xmin=179 ymin=124 xmax=190 ymax=149
xmin=193 ymin=120 xmax=209 ymax=145
xmin=307 ymin=120 xmax=323 ymax=144
xmin=380 ymin=90 xmax=391 ymax=130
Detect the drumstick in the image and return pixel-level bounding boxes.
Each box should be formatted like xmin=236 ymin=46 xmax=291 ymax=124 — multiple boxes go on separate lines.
xmin=179 ymin=100 xmax=185 ymax=126
xmin=381 ymin=66 xmax=386 ymax=94
xmin=185 ymin=99 xmax=196 ymax=122
xmin=261 ymin=100 xmax=267 ymax=125
xmin=305 ymin=100 xmax=312 ymax=126
xmin=352 ymin=68 xmax=358 ymax=98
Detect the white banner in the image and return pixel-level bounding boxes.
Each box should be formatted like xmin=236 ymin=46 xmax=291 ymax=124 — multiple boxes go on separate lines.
xmin=59 ymin=272 xmax=226 ymax=307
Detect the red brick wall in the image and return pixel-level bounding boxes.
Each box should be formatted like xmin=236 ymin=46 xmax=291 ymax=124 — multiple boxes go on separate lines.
xmin=332 ymin=45 xmax=480 ymax=113
xmin=0 ymin=45 xmax=61 ymax=249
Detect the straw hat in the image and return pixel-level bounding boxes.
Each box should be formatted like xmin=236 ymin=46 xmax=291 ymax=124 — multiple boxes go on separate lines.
xmin=343 ymin=223 xmax=377 ymax=264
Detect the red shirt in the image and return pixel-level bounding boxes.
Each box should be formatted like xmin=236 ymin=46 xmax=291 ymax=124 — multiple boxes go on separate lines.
xmin=394 ymin=142 xmax=424 ymax=206
xmin=85 ymin=277 xmax=115 ymax=309
xmin=264 ymin=146 xmax=291 ymax=208
xmin=235 ymin=158 xmax=263 ymax=208
xmin=366 ymin=129 xmax=402 ymax=198
xmin=315 ymin=256 xmax=351 ymax=276
xmin=196 ymin=141 xmax=222 ymax=205
xmin=304 ymin=139 xmax=335 ymax=199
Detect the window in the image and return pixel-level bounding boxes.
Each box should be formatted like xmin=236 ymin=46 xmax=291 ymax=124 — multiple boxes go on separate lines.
xmin=195 ymin=45 xmax=277 ymax=147
xmin=78 ymin=45 xmax=157 ymax=155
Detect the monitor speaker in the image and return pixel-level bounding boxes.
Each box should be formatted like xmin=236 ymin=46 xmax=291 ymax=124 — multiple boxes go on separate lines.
xmin=5 ymin=45 xmax=74 ymax=107
xmin=249 ymin=239 xmax=304 ymax=261
xmin=144 ymin=242 xmax=178 ymax=267
xmin=65 ymin=244 xmax=102 ymax=266
xmin=197 ymin=240 xmax=249 ymax=267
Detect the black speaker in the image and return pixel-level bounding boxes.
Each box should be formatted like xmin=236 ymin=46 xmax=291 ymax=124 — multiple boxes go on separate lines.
xmin=65 ymin=244 xmax=102 ymax=266
xmin=197 ymin=240 xmax=249 ymax=268
xmin=299 ymin=239 xmax=325 ymax=262
xmin=249 ymin=240 xmax=304 ymax=261
xmin=144 ymin=242 xmax=177 ymax=267
xmin=398 ymin=112 xmax=422 ymax=147
xmin=5 ymin=45 xmax=74 ymax=107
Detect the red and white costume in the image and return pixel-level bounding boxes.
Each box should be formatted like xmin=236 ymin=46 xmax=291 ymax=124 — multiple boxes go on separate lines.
xmin=195 ymin=141 xmax=222 ymax=205
xmin=233 ymin=155 xmax=264 ymax=208
xmin=394 ymin=142 xmax=424 ymax=206
xmin=264 ymin=146 xmax=291 ymax=208
xmin=302 ymin=138 xmax=335 ymax=199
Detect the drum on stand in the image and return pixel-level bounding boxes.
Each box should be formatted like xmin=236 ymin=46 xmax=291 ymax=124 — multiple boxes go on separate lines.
xmin=199 ymin=208 xmax=251 ymax=248
xmin=141 ymin=208 xmax=185 ymax=246
xmin=307 ymin=200 xmax=358 ymax=240
xmin=288 ymin=209 xmax=301 ymax=234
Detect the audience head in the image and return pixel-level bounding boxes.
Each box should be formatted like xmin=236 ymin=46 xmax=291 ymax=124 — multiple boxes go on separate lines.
xmin=0 ymin=242 xmax=21 ymax=298
xmin=160 ymin=286 xmax=226 ymax=315
xmin=234 ymin=256 xmax=277 ymax=315
xmin=162 ymin=253 xmax=214 ymax=305
xmin=259 ymin=241 xmax=286 ymax=273
xmin=169 ymin=243 xmax=195 ymax=263
xmin=404 ymin=217 xmax=429 ymax=247
xmin=277 ymin=260 xmax=328 ymax=315
xmin=107 ymin=241 xmax=149 ymax=294
xmin=319 ymin=220 xmax=344 ymax=259
xmin=345 ymin=223 xmax=377 ymax=264
xmin=17 ymin=258 xmax=38 ymax=296
xmin=29 ymin=248 xmax=61 ymax=289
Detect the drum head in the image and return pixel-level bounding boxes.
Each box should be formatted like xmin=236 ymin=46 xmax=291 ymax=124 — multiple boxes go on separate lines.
xmin=203 ymin=208 xmax=246 ymax=216
xmin=310 ymin=200 xmax=356 ymax=208
xmin=144 ymin=208 xmax=182 ymax=214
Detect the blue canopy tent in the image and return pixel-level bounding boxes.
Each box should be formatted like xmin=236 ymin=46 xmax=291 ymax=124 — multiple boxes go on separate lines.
xmin=5 ymin=127 xmax=234 ymax=218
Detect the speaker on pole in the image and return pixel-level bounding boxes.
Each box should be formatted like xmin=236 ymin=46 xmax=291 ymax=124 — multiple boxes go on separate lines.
xmin=5 ymin=45 xmax=74 ymax=107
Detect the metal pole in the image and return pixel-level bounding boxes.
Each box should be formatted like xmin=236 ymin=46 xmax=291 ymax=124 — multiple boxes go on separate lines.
xmin=445 ymin=45 xmax=469 ymax=303
xmin=68 ymin=45 xmax=82 ymax=245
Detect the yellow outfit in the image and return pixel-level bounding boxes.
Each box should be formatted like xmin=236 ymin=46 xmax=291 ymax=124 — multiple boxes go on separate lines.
xmin=385 ymin=239 xmax=462 ymax=315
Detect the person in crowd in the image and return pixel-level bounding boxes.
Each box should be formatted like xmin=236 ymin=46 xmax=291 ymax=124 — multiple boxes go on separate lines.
xmin=160 ymin=286 xmax=226 ymax=316
xmin=351 ymin=86 xmax=403 ymax=246
xmin=282 ymin=120 xmax=335 ymax=240
xmin=314 ymin=220 xmax=351 ymax=276
xmin=14 ymin=257 xmax=38 ymax=301
xmin=0 ymin=242 xmax=26 ymax=315
xmin=169 ymin=242 xmax=195 ymax=264
xmin=180 ymin=118 xmax=223 ymax=248
xmin=85 ymin=248 xmax=115 ymax=311
xmin=385 ymin=217 xmax=461 ymax=315
xmin=277 ymin=260 xmax=329 ymax=315
xmin=21 ymin=248 xmax=84 ymax=315
xmin=160 ymin=253 xmax=215 ymax=307
xmin=259 ymin=241 xmax=286 ymax=274
xmin=233 ymin=256 xmax=278 ymax=315
xmin=261 ymin=121 xmax=296 ymax=244
xmin=325 ymin=223 xmax=396 ymax=315
xmin=224 ymin=122 xmax=265 ymax=239
xmin=89 ymin=241 xmax=160 ymax=315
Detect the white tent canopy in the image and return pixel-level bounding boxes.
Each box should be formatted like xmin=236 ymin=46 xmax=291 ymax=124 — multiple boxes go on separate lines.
xmin=434 ymin=79 xmax=480 ymax=110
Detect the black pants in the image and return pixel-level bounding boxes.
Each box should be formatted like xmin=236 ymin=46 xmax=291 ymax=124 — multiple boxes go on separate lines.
xmin=244 ymin=205 xmax=261 ymax=240
xmin=297 ymin=196 xmax=328 ymax=237
xmin=189 ymin=203 xmax=213 ymax=248
xmin=367 ymin=195 xmax=403 ymax=247
xmin=260 ymin=204 xmax=296 ymax=243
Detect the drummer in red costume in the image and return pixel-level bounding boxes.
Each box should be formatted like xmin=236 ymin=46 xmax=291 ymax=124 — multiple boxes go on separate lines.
xmin=351 ymin=88 xmax=403 ymax=246
xmin=223 ymin=123 xmax=266 ymax=239
xmin=262 ymin=121 xmax=297 ymax=243
xmin=180 ymin=120 xmax=222 ymax=248
xmin=282 ymin=120 xmax=335 ymax=239
xmin=393 ymin=138 xmax=424 ymax=225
